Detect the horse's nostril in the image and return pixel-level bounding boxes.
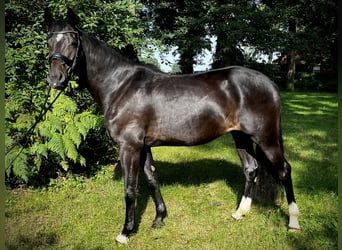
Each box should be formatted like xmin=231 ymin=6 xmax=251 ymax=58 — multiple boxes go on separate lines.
xmin=47 ymin=71 xmax=66 ymax=84
xmin=59 ymin=73 xmax=65 ymax=82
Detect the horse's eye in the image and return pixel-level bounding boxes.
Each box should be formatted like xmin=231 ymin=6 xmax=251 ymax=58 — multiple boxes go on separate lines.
xmin=71 ymin=41 xmax=78 ymax=47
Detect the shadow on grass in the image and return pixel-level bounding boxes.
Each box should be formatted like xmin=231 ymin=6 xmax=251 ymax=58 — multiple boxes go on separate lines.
xmin=113 ymin=157 xmax=278 ymax=235
xmin=154 ymin=159 xmax=244 ymax=189
xmin=5 ymin=232 xmax=59 ymax=250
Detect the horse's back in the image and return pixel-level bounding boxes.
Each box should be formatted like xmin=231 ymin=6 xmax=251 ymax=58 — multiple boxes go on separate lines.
xmin=197 ymin=66 xmax=280 ymax=99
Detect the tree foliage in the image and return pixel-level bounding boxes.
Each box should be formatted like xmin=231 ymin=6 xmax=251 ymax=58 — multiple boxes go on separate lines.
xmin=141 ymin=0 xmax=337 ymax=83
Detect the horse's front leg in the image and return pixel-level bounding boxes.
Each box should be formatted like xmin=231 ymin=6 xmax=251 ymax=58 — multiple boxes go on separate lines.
xmin=115 ymin=144 xmax=141 ymax=244
xmin=142 ymin=147 xmax=167 ymax=228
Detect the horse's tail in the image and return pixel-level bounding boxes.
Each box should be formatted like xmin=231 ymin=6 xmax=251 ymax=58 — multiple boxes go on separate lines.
xmin=253 ymin=116 xmax=283 ymax=204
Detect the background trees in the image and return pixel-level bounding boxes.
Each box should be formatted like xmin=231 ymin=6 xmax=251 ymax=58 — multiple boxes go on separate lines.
xmin=141 ymin=0 xmax=337 ymax=88
xmin=141 ymin=0 xmax=212 ymax=73
xmin=5 ymin=0 xmax=337 ymax=185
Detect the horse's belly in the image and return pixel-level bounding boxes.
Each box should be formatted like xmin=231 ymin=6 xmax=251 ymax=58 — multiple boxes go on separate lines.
xmin=145 ymin=112 xmax=232 ymax=147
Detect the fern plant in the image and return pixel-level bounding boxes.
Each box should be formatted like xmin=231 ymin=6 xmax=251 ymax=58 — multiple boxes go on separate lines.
xmin=5 ymin=88 xmax=100 ymax=185
xmin=36 ymin=90 xmax=99 ymax=171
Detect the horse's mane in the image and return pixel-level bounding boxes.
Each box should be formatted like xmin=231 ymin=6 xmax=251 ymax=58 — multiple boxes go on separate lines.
xmin=80 ymin=30 xmax=163 ymax=73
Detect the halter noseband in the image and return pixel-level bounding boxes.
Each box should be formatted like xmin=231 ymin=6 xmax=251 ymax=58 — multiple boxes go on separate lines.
xmin=48 ymin=30 xmax=81 ymax=80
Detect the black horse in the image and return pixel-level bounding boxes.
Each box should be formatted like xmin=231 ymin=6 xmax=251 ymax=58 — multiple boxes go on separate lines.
xmin=45 ymin=9 xmax=301 ymax=244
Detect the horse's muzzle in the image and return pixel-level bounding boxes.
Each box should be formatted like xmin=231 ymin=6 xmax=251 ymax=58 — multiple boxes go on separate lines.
xmin=47 ymin=69 xmax=68 ymax=90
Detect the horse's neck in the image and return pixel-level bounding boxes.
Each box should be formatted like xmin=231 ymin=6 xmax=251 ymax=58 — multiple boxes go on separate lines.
xmin=79 ymin=34 xmax=134 ymax=112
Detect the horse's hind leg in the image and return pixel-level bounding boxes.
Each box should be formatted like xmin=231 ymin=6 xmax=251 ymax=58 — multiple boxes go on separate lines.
xmin=258 ymin=143 xmax=301 ymax=231
xmin=231 ymin=131 xmax=258 ymax=220
xmin=142 ymin=147 xmax=167 ymax=228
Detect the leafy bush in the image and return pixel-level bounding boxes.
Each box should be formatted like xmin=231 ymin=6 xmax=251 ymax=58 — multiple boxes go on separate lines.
xmin=295 ymin=72 xmax=337 ymax=92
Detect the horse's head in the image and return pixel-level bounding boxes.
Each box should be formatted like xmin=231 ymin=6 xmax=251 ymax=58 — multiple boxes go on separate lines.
xmin=45 ymin=8 xmax=81 ymax=90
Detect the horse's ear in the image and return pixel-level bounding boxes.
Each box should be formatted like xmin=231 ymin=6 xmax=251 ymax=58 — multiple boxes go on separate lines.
xmin=67 ymin=8 xmax=80 ymax=27
xmin=44 ymin=8 xmax=54 ymax=29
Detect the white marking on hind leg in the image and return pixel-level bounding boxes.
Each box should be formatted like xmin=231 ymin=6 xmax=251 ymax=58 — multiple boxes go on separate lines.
xmin=232 ymin=196 xmax=252 ymax=220
xmin=288 ymin=202 xmax=301 ymax=231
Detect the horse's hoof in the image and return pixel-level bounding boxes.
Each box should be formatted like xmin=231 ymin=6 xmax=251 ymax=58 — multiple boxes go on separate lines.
xmin=116 ymin=234 xmax=129 ymax=244
xmin=152 ymin=219 xmax=165 ymax=229
xmin=288 ymin=227 xmax=302 ymax=233
xmin=231 ymin=212 xmax=243 ymax=220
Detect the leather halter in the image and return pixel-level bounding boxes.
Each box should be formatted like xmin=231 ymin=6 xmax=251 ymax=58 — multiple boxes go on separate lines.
xmin=48 ymin=30 xmax=80 ymax=80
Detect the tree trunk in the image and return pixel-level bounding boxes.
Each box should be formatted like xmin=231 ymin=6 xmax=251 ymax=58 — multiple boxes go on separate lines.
xmin=287 ymin=19 xmax=296 ymax=91
xmin=179 ymin=49 xmax=195 ymax=74
xmin=212 ymin=32 xmax=244 ymax=69
xmin=287 ymin=50 xmax=296 ymax=91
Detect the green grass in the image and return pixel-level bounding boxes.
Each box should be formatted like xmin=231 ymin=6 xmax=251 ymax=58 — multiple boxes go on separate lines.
xmin=5 ymin=92 xmax=338 ymax=249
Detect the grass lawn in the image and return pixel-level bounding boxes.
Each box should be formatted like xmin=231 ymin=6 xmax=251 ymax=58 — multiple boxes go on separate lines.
xmin=5 ymin=92 xmax=338 ymax=249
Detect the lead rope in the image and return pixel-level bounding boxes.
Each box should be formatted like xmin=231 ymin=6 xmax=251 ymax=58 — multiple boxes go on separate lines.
xmin=5 ymin=86 xmax=65 ymax=167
